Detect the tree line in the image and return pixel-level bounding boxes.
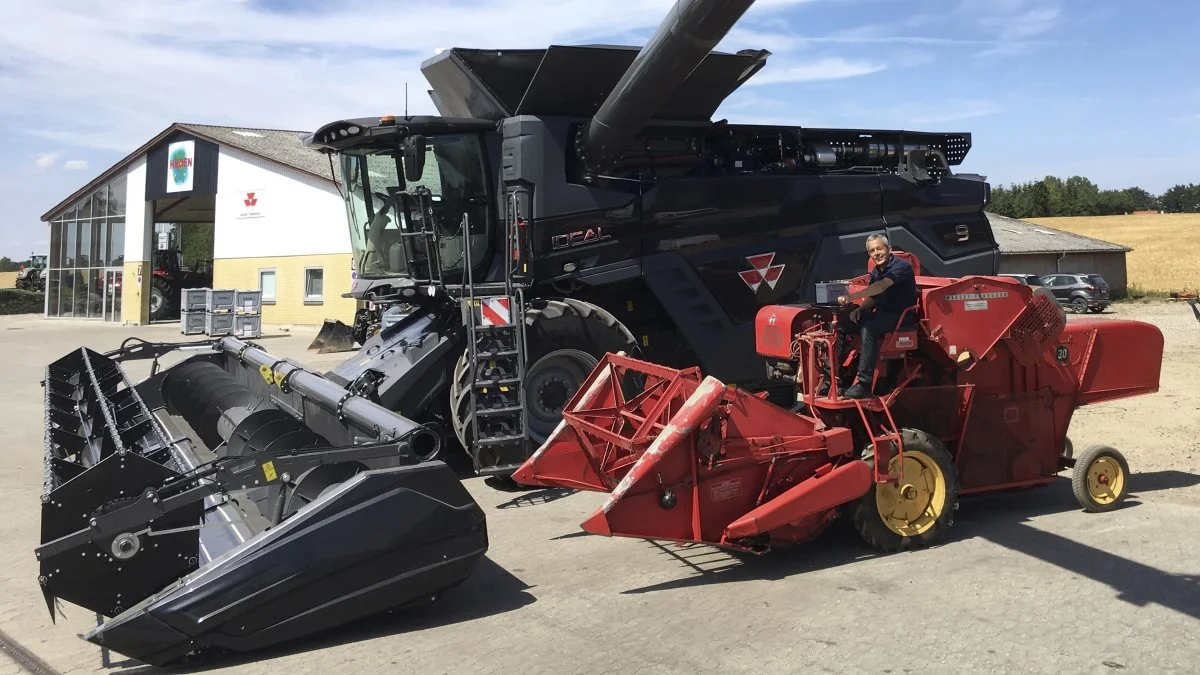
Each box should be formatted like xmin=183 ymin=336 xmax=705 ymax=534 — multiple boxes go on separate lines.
xmin=0 ymin=257 xmax=35 ymax=272
xmin=986 ymin=176 xmax=1200 ymax=220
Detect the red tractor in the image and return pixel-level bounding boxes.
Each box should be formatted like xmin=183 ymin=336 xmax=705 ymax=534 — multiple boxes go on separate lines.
xmin=513 ymin=252 xmax=1164 ymax=555
xmin=149 ymin=248 xmax=212 ymax=321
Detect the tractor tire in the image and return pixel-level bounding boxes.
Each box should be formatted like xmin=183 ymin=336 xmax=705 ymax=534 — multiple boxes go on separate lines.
xmin=851 ymin=428 xmax=960 ymax=553
xmin=1071 ymin=444 xmax=1130 ymax=513
xmin=149 ymin=277 xmax=174 ymax=322
xmin=449 ymin=297 xmax=639 ymax=471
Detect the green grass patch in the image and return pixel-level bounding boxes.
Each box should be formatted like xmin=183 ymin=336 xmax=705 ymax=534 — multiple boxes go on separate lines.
xmin=0 ymin=288 xmax=44 ymax=315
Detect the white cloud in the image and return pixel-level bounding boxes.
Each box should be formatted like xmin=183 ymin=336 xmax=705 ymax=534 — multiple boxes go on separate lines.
xmin=34 ymin=152 xmax=58 ymax=171
xmin=0 ymin=0 xmax=833 ymax=153
xmin=63 ymin=159 xmax=88 ymax=170
xmin=746 ymin=57 xmax=886 ymax=85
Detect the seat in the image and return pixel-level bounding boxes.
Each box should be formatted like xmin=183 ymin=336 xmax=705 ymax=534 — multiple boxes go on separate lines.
xmin=878 ymin=304 xmax=921 ymax=360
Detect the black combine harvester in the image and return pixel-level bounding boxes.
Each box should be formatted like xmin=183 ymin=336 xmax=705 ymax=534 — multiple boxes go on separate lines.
xmin=304 ymin=0 xmax=1000 ymax=478
xmin=37 ymin=0 xmax=1002 ymax=667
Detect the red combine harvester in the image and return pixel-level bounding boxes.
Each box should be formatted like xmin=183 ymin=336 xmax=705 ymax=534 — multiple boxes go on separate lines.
xmin=512 ymin=253 xmax=1165 ymax=554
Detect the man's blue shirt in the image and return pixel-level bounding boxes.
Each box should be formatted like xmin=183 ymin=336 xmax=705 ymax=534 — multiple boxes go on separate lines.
xmin=869 ymin=255 xmax=918 ymax=314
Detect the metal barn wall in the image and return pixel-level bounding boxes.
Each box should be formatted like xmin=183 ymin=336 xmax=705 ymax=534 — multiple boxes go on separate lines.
xmin=998 ymin=252 xmax=1129 ymax=297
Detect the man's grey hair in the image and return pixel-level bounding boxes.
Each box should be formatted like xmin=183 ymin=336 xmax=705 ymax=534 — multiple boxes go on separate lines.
xmin=866 ymin=233 xmax=890 ymax=248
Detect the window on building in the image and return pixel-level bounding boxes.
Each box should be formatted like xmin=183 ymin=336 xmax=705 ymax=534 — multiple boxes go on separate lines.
xmin=304 ymin=267 xmax=324 ymax=304
xmin=259 ymin=268 xmax=276 ymax=303
xmin=44 ymin=175 xmax=127 ymax=319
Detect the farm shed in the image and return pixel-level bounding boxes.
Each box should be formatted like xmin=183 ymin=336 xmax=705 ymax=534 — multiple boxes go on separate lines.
xmin=987 ymin=213 xmax=1132 ymax=297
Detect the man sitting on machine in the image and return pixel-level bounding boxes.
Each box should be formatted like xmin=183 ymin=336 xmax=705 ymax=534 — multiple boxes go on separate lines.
xmin=827 ymin=233 xmax=919 ymax=400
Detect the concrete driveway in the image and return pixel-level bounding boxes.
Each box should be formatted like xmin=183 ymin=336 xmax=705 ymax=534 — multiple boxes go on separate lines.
xmin=1 ymin=304 xmax=1197 ymax=674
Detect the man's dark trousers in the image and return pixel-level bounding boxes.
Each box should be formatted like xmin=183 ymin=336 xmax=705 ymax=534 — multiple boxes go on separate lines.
xmin=836 ymin=308 xmax=901 ymax=387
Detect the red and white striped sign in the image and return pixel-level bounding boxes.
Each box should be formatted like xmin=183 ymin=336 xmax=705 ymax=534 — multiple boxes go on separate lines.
xmin=480 ymin=297 xmax=512 ymax=326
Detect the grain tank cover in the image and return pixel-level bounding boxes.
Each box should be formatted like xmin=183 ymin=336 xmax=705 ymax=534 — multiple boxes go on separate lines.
xmin=420 ymin=45 xmax=769 ymax=122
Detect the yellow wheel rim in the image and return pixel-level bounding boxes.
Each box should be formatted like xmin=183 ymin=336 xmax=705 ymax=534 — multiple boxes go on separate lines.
xmin=1086 ymin=456 xmax=1125 ymax=505
xmin=875 ymin=450 xmax=946 ymax=537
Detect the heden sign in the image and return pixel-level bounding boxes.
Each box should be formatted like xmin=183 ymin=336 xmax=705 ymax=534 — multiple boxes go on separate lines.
xmin=166 ymin=141 xmax=195 ymax=194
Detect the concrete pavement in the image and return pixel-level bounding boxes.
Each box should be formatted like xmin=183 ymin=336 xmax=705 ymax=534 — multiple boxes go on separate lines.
xmin=0 ymin=310 xmax=1197 ymax=674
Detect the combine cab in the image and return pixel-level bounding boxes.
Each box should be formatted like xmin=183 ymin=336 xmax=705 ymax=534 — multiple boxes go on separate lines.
xmin=514 ymin=259 xmax=1164 ymax=554
xmin=37 ymin=336 xmax=487 ymax=666
xmin=302 ymin=0 xmax=1003 ymax=482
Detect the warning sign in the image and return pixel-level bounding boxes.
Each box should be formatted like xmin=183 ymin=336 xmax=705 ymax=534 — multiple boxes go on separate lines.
xmin=479 ymin=297 xmax=512 ymax=326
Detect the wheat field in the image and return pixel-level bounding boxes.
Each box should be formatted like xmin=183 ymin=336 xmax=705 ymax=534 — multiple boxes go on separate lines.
xmin=1026 ymin=213 xmax=1199 ymax=295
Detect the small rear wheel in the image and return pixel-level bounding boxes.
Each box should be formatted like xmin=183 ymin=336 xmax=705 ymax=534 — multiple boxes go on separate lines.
xmin=1071 ymin=444 xmax=1130 ymax=512
xmin=851 ymin=428 xmax=959 ymax=552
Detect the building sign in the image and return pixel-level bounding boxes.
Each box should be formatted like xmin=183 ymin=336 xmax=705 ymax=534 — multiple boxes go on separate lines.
xmin=166 ymin=140 xmax=195 ymax=193
xmin=236 ymin=189 xmax=264 ymax=219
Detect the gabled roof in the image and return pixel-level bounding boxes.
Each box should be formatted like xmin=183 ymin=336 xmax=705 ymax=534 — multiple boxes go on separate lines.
xmin=987 ymin=212 xmax=1132 ymax=255
xmin=41 ymin=122 xmax=338 ymax=222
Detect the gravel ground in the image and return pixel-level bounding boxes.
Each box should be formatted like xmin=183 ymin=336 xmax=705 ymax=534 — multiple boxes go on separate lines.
xmin=0 ymin=301 xmax=1196 ymax=675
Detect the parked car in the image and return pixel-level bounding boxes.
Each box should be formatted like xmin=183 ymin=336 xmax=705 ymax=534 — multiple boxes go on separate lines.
xmin=1035 ymin=273 xmax=1111 ymax=313
xmin=998 ymin=273 xmax=1043 ymax=286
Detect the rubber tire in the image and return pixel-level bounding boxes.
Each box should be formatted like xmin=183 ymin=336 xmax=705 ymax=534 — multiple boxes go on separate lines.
xmin=851 ymin=428 xmax=960 ymax=553
xmin=1071 ymin=444 xmax=1131 ymax=513
xmin=1071 ymin=297 xmax=1088 ymax=314
xmin=150 ymin=277 xmax=174 ymax=322
xmin=449 ymin=297 xmax=639 ymax=465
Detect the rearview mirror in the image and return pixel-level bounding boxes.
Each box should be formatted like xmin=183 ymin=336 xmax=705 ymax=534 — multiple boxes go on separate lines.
xmin=402 ymin=135 xmax=426 ymax=182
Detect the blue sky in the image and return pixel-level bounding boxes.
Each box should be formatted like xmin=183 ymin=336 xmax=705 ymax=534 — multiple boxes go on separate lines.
xmin=1 ymin=0 xmax=1194 ymax=259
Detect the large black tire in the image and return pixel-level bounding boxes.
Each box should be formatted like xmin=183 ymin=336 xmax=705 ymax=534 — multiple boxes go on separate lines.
xmin=449 ymin=297 xmax=639 ymax=467
xmin=149 ymin=277 xmax=174 ymax=322
xmin=851 ymin=428 xmax=960 ymax=553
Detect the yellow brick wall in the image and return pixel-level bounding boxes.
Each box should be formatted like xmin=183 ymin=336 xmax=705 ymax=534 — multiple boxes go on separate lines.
xmin=213 ymin=254 xmax=357 ymax=326
xmin=121 ymin=261 xmax=150 ymax=324
xmin=0 ymin=272 xmax=17 ymax=289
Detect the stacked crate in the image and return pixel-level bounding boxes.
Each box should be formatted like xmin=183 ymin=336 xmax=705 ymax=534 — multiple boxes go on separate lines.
xmin=180 ymin=289 xmax=208 ymax=335
xmin=233 ymin=289 xmax=263 ymax=338
xmin=204 ymin=289 xmax=236 ymax=336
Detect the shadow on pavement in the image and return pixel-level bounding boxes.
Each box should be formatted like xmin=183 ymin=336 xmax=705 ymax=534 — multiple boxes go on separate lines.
xmin=106 ymin=556 xmax=535 ymax=674
xmin=495 ymin=487 xmax=576 ymax=509
xmin=614 ymin=470 xmax=1200 ymax=596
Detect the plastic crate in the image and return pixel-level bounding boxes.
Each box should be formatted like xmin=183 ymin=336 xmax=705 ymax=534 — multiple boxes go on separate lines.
xmin=181 ymin=288 xmax=208 ymax=312
xmin=205 ymin=288 xmax=236 ymax=313
xmin=205 ymin=311 xmax=235 ymax=336
xmin=234 ymin=290 xmax=262 ymax=314
xmin=234 ymin=313 xmax=262 ymax=338
xmin=180 ymin=310 xmax=206 ymax=335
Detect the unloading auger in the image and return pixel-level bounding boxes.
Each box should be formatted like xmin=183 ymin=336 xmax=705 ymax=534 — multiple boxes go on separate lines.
xmin=36 ymin=335 xmax=488 ymax=666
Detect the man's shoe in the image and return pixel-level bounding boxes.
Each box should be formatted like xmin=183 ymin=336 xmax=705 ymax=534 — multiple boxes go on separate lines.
xmin=843 ymin=381 xmax=871 ymax=399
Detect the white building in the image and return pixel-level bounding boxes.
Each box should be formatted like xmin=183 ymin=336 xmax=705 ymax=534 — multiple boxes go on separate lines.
xmin=39 ymin=123 xmax=356 ymax=326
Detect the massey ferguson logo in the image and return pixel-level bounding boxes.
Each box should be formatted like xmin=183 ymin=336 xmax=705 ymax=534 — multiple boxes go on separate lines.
xmin=552 ymin=226 xmax=611 ymax=250
xmin=738 ymin=253 xmax=785 ymax=293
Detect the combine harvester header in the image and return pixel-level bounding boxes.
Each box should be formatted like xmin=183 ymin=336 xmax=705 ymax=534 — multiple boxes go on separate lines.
xmin=514 ymin=262 xmax=1164 ymax=554
xmin=36 ymin=336 xmax=488 ymax=666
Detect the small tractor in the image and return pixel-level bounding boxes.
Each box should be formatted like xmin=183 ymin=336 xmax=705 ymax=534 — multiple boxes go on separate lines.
xmin=302 ymin=0 xmax=1003 ymax=481
xmin=15 ymin=254 xmax=47 ymax=292
xmin=512 ymin=253 xmax=1165 ymax=554
xmin=149 ymin=247 xmax=212 ymax=321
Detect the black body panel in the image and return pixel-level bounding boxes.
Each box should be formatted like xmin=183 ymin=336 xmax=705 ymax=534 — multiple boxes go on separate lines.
xmin=85 ymin=464 xmax=487 ymax=666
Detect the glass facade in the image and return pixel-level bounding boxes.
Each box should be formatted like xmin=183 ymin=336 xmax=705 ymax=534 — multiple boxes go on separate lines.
xmin=46 ymin=174 xmax=127 ymax=319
